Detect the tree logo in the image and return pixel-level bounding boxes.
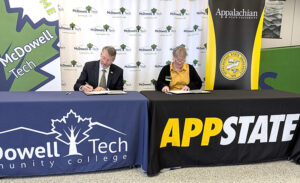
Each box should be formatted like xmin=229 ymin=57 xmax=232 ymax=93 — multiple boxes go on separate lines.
xmin=193 ymin=25 xmax=199 ymax=31
xmin=166 ymin=60 xmax=172 ymax=65
xmin=120 ymin=44 xmax=126 ymax=51
xmin=71 ymin=60 xmax=77 ymax=67
xmin=60 ymin=23 xmax=81 ymax=32
xmin=151 ymin=44 xmax=157 ymax=51
xmin=74 ymin=44 xmax=98 ymax=52
xmin=193 ymin=59 xmax=199 ymax=66
xmin=166 ymin=25 xmax=172 ymax=32
xmin=115 ymin=44 xmax=131 ymax=52
xmin=70 ymin=22 xmax=76 ymax=30
xmin=170 ymin=9 xmax=189 ymax=17
xmin=124 ymin=26 xmax=146 ymax=34
xmin=151 ymin=79 xmax=157 ymax=85
xmin=180 ymin=9 xmax=186 ymax=15
xmin=73 ymin=6 xmax=98 ymax=15
xmin=107 ymin=7 xmax=131 ymax=16
xmin=50 ymin=110 xmax=126 ymax=156
xmin=120 ymin=7 xmax=126 ymax=14
xmin=87 ymin=43 xmax=93 ymax=50
xmin=51 ymin=111 xmax=93 ymax=156
xmin=86 ymin=5 xmax=92 ymax=13
xmin=151 ymin=8 xmax=157 ymax=15
xmin=139 ymin=8 xmax=162 ymax=17
xmin=155 ymin=26 xmax=175 ymax=34
xmin=103 ymin=24 xmax=110 ymax=32
xmin=136 ymin=61 xmax=141 ymax=68
xmin=90 ymin=25 xmax=115 ymax=33
xmin=139 ymin=44 xmax=161 ymax=53
xmin=184 ymin=25 xmax=201 ymax=33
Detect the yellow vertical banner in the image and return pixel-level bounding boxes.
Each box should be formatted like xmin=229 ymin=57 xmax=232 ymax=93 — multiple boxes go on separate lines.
xmin=205 ymin=0 xmax=265 ymax=90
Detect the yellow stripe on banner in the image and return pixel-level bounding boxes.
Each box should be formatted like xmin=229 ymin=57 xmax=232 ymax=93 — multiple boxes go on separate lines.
xmin=251 ymin=8 xmax=265 ymax=90
xmin=205 ymin=8 xmax=217 ymax=90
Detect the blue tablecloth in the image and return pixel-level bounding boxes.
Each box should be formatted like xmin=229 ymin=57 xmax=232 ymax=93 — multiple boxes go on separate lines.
xmin=0 ymin=91 xmax=148 ymax=177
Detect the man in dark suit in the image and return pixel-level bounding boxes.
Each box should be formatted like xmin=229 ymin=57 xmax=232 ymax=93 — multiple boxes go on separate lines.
xmin=74 ymin=46 xmax=123 ymax=92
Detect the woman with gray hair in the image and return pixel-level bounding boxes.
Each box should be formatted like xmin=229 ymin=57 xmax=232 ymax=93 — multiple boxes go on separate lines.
xmin=156 ymin=46 xmax=202 ymax=92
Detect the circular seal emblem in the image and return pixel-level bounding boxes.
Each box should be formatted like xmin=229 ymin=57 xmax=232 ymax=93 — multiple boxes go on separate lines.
xmin=219 ymin=50 xmax=247 ymax=80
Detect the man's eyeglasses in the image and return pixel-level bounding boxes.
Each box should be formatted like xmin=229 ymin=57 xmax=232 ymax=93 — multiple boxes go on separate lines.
xmin=174 ymin=58 xmax=185 ymax=63
xmin=101 ymin=55 xmax=113 ymax=62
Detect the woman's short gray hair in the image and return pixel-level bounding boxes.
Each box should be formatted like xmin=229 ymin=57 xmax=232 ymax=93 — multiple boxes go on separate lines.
xmin=172 ymin=46 xmax=187 ymax=58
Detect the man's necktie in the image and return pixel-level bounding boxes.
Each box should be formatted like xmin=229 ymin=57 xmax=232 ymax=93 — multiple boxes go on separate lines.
xmin=99 ymin=69 xmax=107 ymax=89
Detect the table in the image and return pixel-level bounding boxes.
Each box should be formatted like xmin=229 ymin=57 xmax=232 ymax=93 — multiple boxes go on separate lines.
xmin=0 ymin=91 xmax=148 ymax=177
xmin=141 ymin=90 xmax=300 ymax=176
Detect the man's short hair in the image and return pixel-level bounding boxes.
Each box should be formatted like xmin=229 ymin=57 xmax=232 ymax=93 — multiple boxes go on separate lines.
xmin=102 ymin=46 xmax=117 ymax=58
xmin=172 ymin=46 xmax=188 ymax=58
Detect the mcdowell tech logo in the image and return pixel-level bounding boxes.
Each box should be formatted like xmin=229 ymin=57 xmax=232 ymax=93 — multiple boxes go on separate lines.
xmin=184 ymin=25 xmax=202 ymax=34
xmin=124 ymin=26 xmax=146 ymax=34
xmin=138 ymin=82 xmax=155 ymax=90
xmin=139 ymin=44 xmax=162 ymax=54
xmin=196 ymin=8 xmax=208 ymax=15
xmin=60 ymin=60 xmax=83 ymax=68
xmin=170 ymin=9 xmax=189 ymax=17
xmin=196 ymin=43 xmax=207 ymax=51
xmin=73 ymin=5 xmax=98 ymax=16
xmin=90 ymin=25 xmax=115 ymax=35
xmin=215 ymin=8 xmax=258 ymax=19
xmin=0 ymin=110 xmax=128 ymax=171
xmin=60 ymin=64 xmax=82 ymax=68
xmin=155 ymin=26 xmax=176 ymax=34
xmin=74 ymin=43 xmax=99 ymax=52
xmin=139 ymin=8 xmax=162 ymax=18
xmin=115 ymin=44 xmax=132 ymax=54
xmin=124 ymin=62 xmax=146 ymax=69
xmin=107 ymin=7 xmax=131 ymax=16
xmin=59 ymin=23 xmax=81 ymax=33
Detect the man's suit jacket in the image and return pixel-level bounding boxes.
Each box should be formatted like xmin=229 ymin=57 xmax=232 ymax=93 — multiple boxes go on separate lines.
xmin=74 ymin=61 xmax=123 ymax=91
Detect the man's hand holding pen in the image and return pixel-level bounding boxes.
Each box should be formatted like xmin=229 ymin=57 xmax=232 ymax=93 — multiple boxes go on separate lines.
xmin=80 ymin=82 xmax=93 ymax=92
xmin=93 ymin=87 xmax=107 ymax=91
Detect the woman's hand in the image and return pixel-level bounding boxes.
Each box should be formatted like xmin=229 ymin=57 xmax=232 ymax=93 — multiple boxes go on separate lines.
xmin=162 ymin=86 xmax=170 ymax=93
xmin=182 ymin=85 xmax=190 ymax=91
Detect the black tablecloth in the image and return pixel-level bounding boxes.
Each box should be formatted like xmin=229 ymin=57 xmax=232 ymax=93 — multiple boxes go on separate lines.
xmin=141 ymin=90 xmax=300 ymax=176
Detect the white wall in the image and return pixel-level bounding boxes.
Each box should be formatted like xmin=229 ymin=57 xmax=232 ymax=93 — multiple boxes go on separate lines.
xmin=291 ymin=0 xmax=300 ymax=45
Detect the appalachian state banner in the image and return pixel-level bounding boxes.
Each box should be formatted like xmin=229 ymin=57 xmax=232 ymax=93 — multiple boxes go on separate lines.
xmin=205 ymin=0 xmax=265 ymax=90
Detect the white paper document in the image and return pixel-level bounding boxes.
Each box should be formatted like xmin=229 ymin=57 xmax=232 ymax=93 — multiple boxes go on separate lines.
xmin=84 ymin=90 xmax=127 ymax=95
xmin=166 ymin=90 xmax=210 ymax=95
